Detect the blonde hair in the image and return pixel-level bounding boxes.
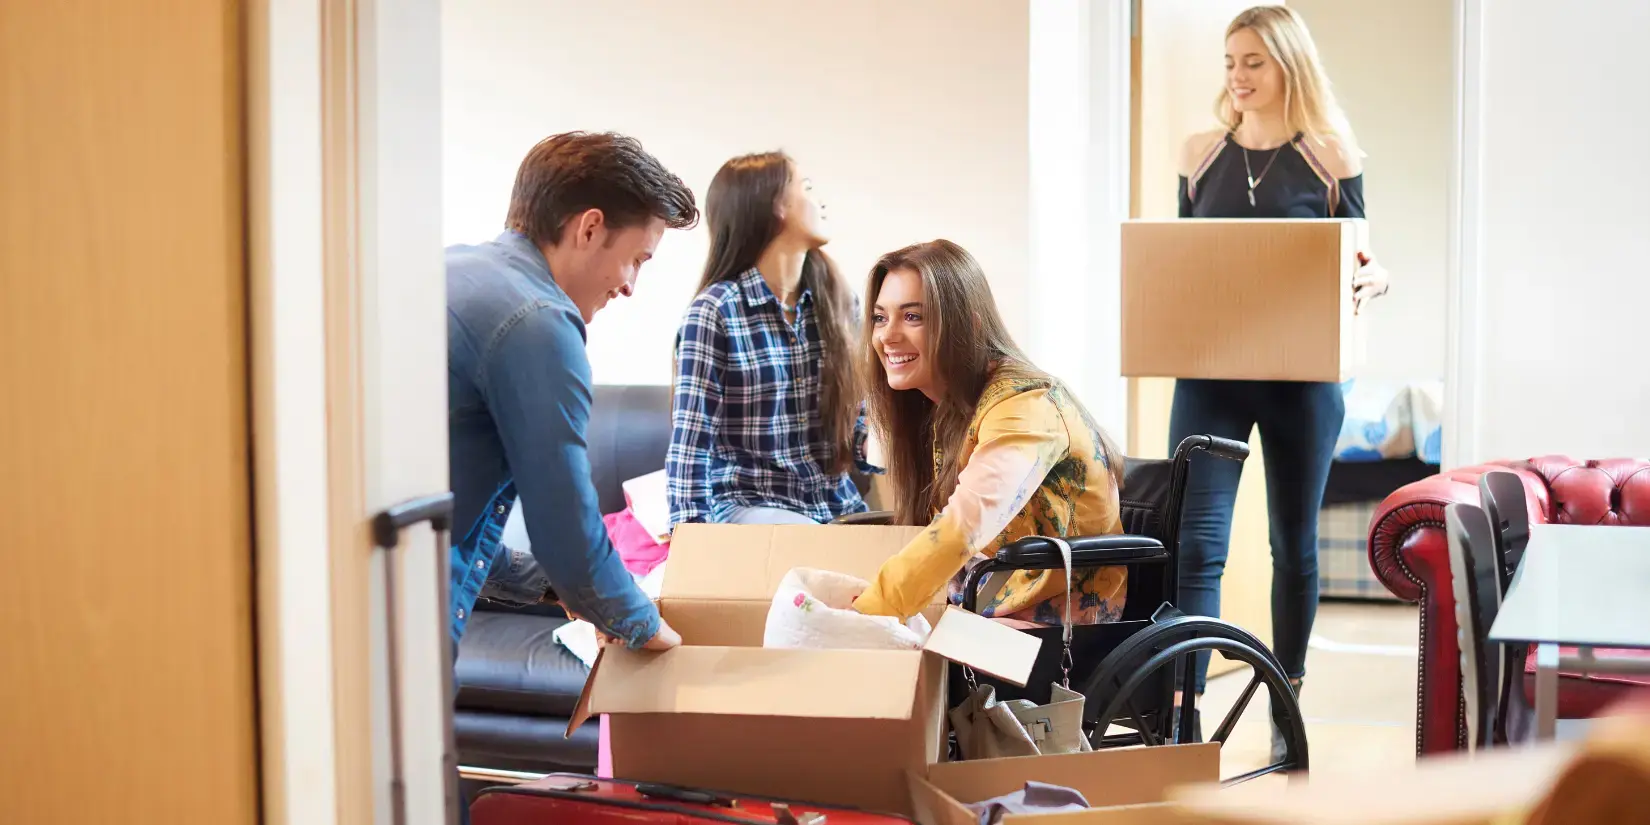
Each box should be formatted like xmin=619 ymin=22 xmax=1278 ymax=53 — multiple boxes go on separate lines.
xmin=1216 ymin=6 xmax=1361 ymax=156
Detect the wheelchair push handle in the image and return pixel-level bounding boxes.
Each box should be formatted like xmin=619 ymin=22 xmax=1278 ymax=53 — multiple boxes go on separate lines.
xmin=1175 ymin=434 xmax=1250 ymax=463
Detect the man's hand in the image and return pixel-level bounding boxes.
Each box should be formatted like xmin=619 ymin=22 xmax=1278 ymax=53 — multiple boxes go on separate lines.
xmin=640 ymin=618 xmax=681 ymax=651
xmin=570 ymin=609 xmax=681 ymax=652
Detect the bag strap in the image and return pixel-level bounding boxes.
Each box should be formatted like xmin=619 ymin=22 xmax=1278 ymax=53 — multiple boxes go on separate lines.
xmin=1050 ymin=536 xmax=1075 ymax=688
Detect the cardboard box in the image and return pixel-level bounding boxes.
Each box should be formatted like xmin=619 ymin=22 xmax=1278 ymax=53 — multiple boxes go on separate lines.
xmin=1121 ymin=219 xmax=1368 ymax=382
xmin=908 ymin=743 xmax=1221 ymax=824
xmin=1168 ymin=742 xmax=1575 ymax=825
xmin=568 ymin=523 xmax=1046 ymax=816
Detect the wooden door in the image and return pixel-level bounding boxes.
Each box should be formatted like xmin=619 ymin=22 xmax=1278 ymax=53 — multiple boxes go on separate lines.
xmin=0 ymin=1 xmax=259 ymax=823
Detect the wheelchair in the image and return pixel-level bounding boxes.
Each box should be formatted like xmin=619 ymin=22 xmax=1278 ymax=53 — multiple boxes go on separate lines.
xmin=836 ymin=434 xmax=1308 ymax=784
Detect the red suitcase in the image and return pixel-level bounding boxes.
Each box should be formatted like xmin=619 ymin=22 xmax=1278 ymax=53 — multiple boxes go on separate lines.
xmin=469 ymin=774 xmax=916 ymax=824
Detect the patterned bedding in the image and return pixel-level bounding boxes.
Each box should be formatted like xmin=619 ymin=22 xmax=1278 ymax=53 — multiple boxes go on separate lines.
xmin=1333 ymin=378 xmax=1444 ymax=464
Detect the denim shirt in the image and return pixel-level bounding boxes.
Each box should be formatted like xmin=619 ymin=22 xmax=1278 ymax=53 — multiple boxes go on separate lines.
xmin=445 ymin=230 xmax=660 ymax=649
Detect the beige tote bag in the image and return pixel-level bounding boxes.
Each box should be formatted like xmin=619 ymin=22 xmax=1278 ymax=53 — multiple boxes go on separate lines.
xmin=950 ymin=537 xmax=1093 ymax=759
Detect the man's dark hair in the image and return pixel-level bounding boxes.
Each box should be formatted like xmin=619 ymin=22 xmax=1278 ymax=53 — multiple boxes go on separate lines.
xmin=505 ymin=131 xmax=699 ymax=247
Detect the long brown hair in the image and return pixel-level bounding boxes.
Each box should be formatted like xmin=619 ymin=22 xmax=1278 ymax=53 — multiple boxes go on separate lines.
xmin=696 ymin=151 xmax=860 ymax=474
xmin=861 ymin=240 xmax=1125 ymax=526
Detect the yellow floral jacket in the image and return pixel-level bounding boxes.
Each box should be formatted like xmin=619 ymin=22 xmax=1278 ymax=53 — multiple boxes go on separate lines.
xmin=854 ymin=374 xmax=1127 ymax=625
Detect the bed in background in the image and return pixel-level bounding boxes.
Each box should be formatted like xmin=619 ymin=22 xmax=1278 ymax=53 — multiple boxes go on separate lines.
xmin=1317 ymin=378 xmax=1444 ymax=601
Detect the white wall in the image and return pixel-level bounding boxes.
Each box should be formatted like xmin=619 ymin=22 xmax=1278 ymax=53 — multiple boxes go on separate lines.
xmin=1137 ymin=0 xmax=1250 ymax=222
xmin=1290 ymin=0 xmax=1453 ymax=382
xmin=1466 ymin=0 xmax=1650 ymax=461
xmin=441 ymin=0 xmax=1030 ymax=386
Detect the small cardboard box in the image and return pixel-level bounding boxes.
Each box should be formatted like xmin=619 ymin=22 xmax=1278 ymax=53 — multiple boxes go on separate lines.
xmin=908 ymin=743 xmax=1221 ymax=824
xmin=568 ymin=523 xmax=1045 ymax=816
xmin=1121 ymin=218 xmax=1368 ymax=382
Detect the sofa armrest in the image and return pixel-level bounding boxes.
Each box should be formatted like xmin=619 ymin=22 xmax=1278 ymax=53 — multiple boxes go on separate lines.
xmin=1368 ymin=463 xmax=1551 ymax=601
xmin=1367 ymin=461 xmax=1553 ymax=755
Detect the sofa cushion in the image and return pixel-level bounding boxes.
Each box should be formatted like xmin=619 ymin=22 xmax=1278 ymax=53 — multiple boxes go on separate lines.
xmin=455 ymin=612 xmax=589 ymax=718
xmin=455 ymin=709 xmax=599 ymax=774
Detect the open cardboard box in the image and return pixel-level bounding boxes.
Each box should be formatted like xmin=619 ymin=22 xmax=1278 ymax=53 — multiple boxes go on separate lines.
xmin=909 ymin=743 xmax=1221 ymax=825
xmin=1121 ymin=218 xmax=1369 ymax=383
xmin=568 ymin=523 xmax=1046 ymax=816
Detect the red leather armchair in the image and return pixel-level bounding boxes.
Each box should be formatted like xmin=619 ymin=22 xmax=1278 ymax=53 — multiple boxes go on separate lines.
xmin=1368 ymin=456 xmax=1650 ymax=755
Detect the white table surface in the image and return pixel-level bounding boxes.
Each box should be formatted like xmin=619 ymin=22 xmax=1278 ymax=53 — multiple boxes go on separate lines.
xmin=1489 ymin=524 xmax=1650 ymax=650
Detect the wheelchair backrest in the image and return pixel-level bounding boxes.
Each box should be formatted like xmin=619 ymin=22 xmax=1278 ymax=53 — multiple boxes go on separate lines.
xmin=1119 ymin=456 xmax=1174 ymax=545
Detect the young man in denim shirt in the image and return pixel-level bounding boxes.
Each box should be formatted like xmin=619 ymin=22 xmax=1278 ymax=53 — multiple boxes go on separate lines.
xmin=446 ymin=131 xmax=697 ymax=653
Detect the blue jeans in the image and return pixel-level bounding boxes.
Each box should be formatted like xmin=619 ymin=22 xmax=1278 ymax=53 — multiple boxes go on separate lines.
xmin=1169 ymin=379 xmax=1345 ymax=693
xmin=723 ymin=505 xmax=820 ymax=525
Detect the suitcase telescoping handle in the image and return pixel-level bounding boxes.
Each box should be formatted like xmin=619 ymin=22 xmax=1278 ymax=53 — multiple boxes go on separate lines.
xmin=373 ymin=492 xmax=459 ymax=825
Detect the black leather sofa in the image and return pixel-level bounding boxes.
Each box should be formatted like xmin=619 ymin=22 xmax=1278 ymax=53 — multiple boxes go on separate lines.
xmin=453 ymin=384 xmax=674 ymax=775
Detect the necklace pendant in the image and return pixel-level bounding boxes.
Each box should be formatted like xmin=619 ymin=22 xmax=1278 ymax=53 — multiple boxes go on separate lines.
xmin=1247 ymin=175 xmax=1257 ymax=189
xmin=1248 ymin=189 xmax=1257 ymax=207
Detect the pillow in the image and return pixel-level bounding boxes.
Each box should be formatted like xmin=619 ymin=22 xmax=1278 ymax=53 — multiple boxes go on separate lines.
xmin=1409 ymin=381 xmax=1445 ymax=465
xmin=764 ymin=567 xmax=932 ymax=651
xmin=1334 ymin=378 xmax=1415 ymax=462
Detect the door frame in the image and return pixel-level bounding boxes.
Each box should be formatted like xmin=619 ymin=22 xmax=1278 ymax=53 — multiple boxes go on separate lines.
xmin=248 ymin=1 xmax=450 ymax=823
xmin=1121 ymin=0 xmax=1487 ymax=470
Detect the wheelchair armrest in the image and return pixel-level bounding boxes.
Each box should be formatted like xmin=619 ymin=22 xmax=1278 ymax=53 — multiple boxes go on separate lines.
xmin=832 ymin=510 xmax=896 ymax=526
xmin=994 ymin=534 xmax=1167 ymax=571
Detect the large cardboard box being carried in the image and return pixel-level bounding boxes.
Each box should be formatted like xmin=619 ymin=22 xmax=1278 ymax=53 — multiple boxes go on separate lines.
xmin=1121 ymin=218 xmax=1368 ymax=382
xmin=909 ymin=743 xmax=1221 ymax=824
xmin=568 ymin=523 xmax=1044 ymax=816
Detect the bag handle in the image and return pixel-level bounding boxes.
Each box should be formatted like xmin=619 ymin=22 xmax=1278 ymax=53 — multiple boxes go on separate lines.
xmin=1049 ymin=536 xmax=1075 ymax=689
xmin=961 ymin=535 xmax=1079 ymax=692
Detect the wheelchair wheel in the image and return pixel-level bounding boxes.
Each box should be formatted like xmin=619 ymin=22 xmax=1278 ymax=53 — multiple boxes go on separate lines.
xmin=1079 ymin=606 xmax=1308 ymax=785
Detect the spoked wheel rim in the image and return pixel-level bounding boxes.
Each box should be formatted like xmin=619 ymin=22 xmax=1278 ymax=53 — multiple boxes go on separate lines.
xmin=1080 ymin=613 xmax=1309 ymax=785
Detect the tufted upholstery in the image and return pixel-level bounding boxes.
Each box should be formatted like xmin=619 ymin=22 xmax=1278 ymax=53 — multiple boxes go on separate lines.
xmin=1369 ymin=456 xmax=1650 ymax=755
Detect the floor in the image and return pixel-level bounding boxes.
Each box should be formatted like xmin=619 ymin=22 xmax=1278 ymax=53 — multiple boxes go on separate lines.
xmin=1198 ymin=599 xmax=1420 ymax=782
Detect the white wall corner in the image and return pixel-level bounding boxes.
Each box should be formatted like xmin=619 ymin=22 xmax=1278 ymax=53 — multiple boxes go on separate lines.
xmin=1443 ymin=0 xmax=1485 ymax=469
xmin=1087 ymin=0 xmax=1134 ymax=448
xmin=1027 ymin=0 xmax=1132 ymax=446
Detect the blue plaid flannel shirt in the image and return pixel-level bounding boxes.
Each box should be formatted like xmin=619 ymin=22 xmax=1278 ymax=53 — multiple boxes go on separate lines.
xmin=667 ymin=267 xmax=881 ymax=526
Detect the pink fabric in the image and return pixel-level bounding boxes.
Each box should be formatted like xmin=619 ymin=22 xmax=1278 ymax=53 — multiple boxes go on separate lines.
xmin=602 ymin=507 xmax=669 ymax=577
xmin=598 ymin=505 xmax=661 ymax=779
xmin=597 ymin=714 xmax=613 ymax=778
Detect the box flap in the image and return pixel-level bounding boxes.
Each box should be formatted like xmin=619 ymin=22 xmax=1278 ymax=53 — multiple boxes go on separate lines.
xmin=1004 ymin=804 xmax=1186 ymax=824
xmin=908 ymin=771 xmax=980 ymax=825
xmin=587 ymin=644 xmax=924 ymax=720
xmin=927 ymin=743 xmax=1220 ymax=808
xmin=662 ymin=523 xmax=930 ymax=604
xmin=921 ymin=606 xmax=1043 ymax=687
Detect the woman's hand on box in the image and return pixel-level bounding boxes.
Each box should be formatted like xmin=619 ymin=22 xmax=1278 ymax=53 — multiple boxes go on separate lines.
xmin=1352 ymin=252 xmax=1390 ymax=314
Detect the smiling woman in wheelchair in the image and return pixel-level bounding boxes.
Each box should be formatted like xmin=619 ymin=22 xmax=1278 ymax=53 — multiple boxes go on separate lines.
xmin=847 ymin=239 xmax=1128 ymax=626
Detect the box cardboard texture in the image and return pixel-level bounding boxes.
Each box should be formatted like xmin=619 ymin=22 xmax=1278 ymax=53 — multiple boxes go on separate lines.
xmin=1121 ymin=219 xmax=1368 ymax=382
xmin=1168 ymin=741 xmax=1575 ymax=825
xmin=567 ymin=523 xmax=1045 ymax=816
xmin=908 ymin=743 xmax=1220 ymax=825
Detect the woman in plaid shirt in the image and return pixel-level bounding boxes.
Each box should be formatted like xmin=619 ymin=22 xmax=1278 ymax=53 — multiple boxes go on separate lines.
xmin=666 ymin=152 xmax=880 ymax=528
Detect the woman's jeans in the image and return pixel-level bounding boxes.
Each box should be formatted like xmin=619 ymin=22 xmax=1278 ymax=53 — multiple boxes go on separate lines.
xmin=1168 ymin=378 xmax=1345 ymax=694
xmin=724 ymin=505 xmax=820 ymax=525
